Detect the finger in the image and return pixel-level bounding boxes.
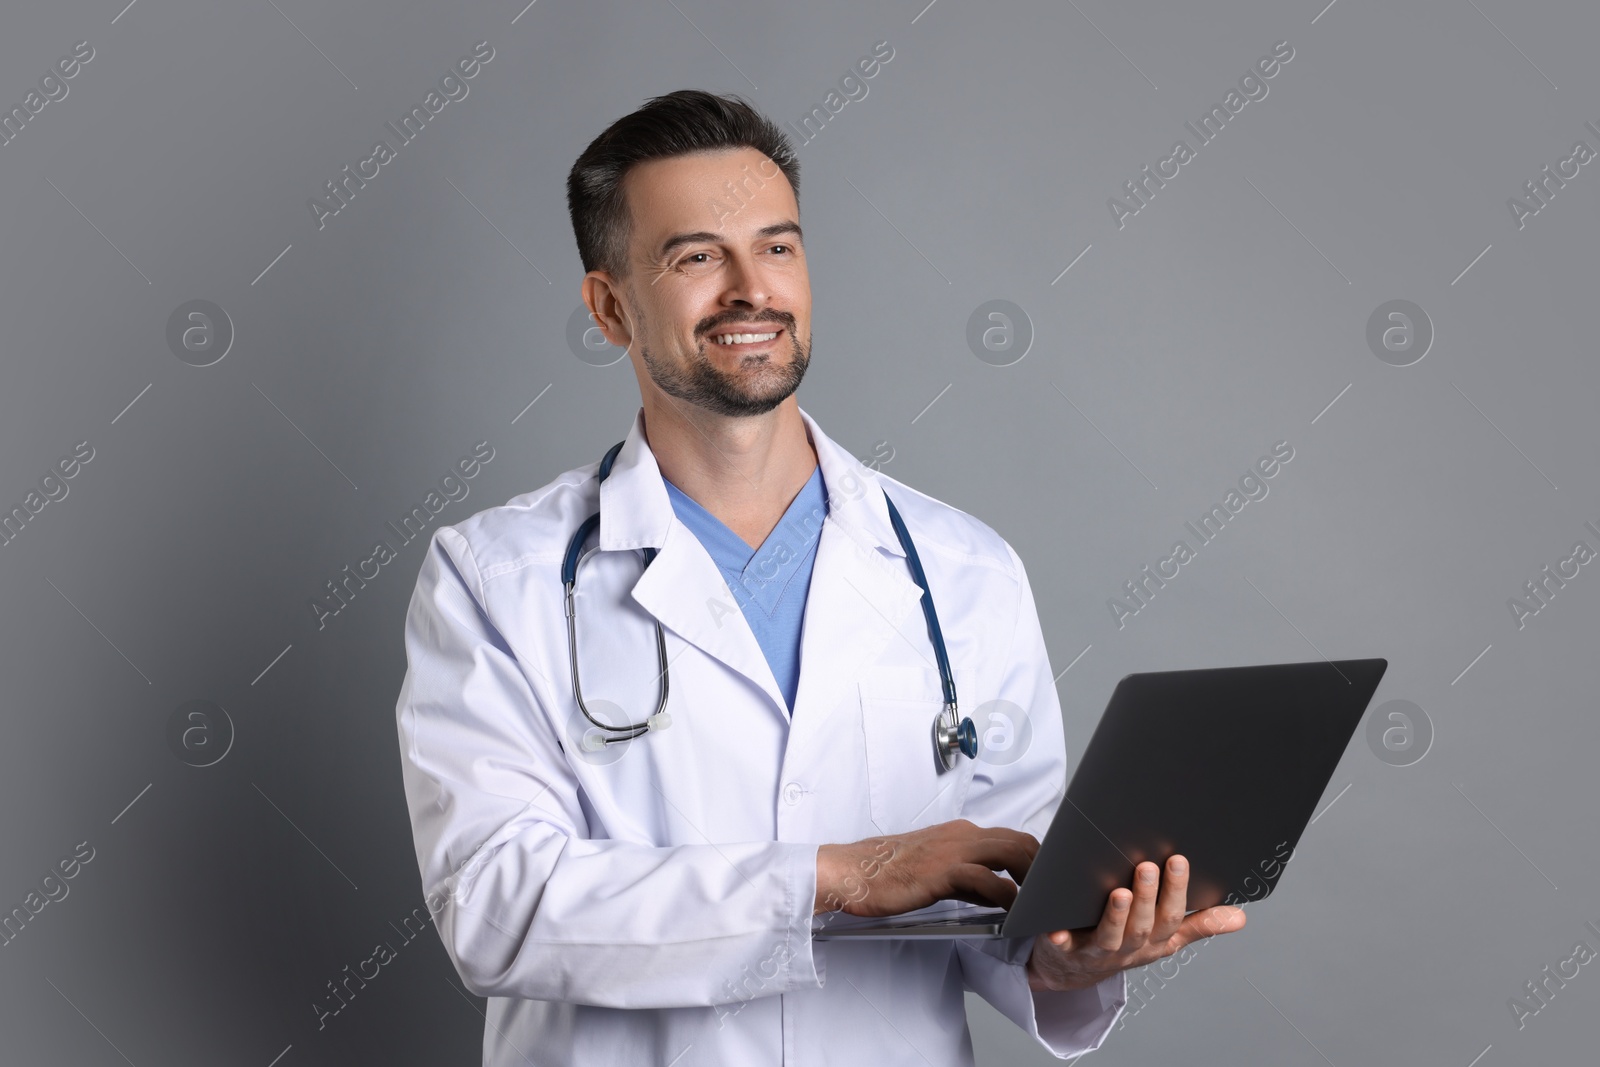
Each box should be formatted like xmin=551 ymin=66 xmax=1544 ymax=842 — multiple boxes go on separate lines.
xmin=1123 ymin=862 xmax=1161 ymax=947
xmin=1046 ymin=926 xmax=1076 ymax=948
xmin=946 ymin=863 xmax=1021 ymax=910
xmin=960 ymin=837 xmax=1037 ymax=886
xmin=1151 ymin=855 xmax=1189 ymax=942
xmin=1176 ymin=904 xmax=1247 ymax=947
xmin=1093 ymin=886 xmax=1133 ymax=952
xmin=967 ymin=826 xmax=1040 ymax=869
xmin=1047 ymin=901 xmax=1114 ymax=948
xmin=1050 ymin=902 xmax=1110 ymax=948
xmin=956 ymin=821 xmax=1038 ymax=850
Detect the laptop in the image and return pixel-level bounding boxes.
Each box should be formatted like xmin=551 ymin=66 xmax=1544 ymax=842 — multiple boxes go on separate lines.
xmin=812 ymin=657 xmax=1388 ymax=940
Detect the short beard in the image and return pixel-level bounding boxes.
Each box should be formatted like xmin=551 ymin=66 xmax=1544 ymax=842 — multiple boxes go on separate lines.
xmin=640 ymin=325 xmax=810 ymax=418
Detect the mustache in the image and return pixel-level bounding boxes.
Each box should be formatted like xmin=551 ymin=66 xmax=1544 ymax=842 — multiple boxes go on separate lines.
xmin=698 ymin=311 xmax=794 ymax=337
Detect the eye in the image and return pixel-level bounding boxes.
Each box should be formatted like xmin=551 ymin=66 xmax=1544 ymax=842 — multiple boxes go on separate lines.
xmin=768 ymin=244 xmax=792 ymax=255
xmin=675 ymin=250 xmax=719 ymax=272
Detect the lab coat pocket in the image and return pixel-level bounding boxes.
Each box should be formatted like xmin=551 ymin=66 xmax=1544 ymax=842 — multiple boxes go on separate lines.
xmin=859 ymin=665 xmax=976 ymax=837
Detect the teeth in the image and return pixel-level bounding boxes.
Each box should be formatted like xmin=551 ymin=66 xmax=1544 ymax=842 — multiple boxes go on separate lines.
xmin=714 ymin=331 xmax=778 ymax=345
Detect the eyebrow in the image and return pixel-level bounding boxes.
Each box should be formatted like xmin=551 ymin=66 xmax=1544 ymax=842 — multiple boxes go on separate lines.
xmin=656 ymin=220 xmax=804 ymax=260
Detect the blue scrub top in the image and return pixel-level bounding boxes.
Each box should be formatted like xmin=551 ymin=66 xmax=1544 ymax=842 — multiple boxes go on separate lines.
xmin=662 ymin=464 xmax=828 ymax=713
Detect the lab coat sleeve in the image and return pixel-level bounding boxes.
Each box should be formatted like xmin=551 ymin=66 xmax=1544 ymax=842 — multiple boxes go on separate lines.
xmin=395 ymin=525 xmax=823 ymax=1009
xmin=952 ymin=543 xmax=1127 ymax=1058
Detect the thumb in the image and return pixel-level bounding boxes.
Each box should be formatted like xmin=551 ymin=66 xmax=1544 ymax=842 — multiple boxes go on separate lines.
xmin=1180 ymin=904 xmax=1248 ymax=944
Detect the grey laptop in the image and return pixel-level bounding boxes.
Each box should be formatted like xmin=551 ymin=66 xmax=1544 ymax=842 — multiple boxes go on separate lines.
xmin=812 ymin=658 xmax=1388 ymax=940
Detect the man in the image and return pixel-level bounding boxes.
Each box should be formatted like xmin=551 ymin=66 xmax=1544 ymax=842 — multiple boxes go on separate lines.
xmin=395 ymin=89 xmax=1245 ymax=1065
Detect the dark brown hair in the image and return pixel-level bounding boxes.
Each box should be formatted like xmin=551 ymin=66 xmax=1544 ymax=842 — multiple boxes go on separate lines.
xmin=566 ymin=90 xmax=800 ymax=278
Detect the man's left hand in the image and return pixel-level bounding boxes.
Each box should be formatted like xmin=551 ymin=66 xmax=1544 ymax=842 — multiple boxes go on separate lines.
xmin=1025 ymin=855 xmax=1247 ymax=993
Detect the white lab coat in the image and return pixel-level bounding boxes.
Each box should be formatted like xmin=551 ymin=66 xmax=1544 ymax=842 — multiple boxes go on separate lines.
xmin=395 ymin=405 xmax=1127 ymax=1065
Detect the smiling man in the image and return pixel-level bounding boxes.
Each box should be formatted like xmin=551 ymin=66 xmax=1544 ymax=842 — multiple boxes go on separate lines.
xmin=395 ymin=89 xmax=1244 ymax=1067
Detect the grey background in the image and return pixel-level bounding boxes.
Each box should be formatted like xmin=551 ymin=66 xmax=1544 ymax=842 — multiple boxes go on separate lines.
xmin=1 ymin=0 xmax=1595 ymax=1063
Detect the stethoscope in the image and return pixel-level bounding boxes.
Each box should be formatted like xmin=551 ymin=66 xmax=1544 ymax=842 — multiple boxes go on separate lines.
xmin=562 ymin=440 xmax=980 ymax=772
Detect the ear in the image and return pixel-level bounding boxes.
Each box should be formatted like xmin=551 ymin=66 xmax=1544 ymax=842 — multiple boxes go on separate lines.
xmin=581 ymin=272 xmax=633 ymax=350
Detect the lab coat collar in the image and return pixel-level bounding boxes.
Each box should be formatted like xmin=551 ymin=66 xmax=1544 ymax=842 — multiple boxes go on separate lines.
xmin=597 ymin=404 xmax=908 ymax=560
xmin=596 ymin=403 xmax=924 ymax=724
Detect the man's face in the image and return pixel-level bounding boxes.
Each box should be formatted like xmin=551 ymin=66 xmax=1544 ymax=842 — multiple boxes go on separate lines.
xmin=586 ymin=147 xmax=812 ymax=418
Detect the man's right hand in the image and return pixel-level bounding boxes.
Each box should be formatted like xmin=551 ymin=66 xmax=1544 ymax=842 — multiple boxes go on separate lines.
xmin=813 ymin=819 xmax=1038 ymax=917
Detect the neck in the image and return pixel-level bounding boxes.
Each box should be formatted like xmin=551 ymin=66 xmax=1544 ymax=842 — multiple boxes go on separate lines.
xmin=641 ymin=394 xmax=817 ymax=550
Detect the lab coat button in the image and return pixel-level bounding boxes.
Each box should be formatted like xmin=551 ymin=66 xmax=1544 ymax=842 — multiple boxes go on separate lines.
xmin=782 ymin=781 xmax=806 ymax=804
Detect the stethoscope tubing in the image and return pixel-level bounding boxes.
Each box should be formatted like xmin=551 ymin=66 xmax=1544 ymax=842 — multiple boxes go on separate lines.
xmin=565 ymin=544 xmax=668 ymax=743
xmin=564 ymin=440 xmax=976 ymax=769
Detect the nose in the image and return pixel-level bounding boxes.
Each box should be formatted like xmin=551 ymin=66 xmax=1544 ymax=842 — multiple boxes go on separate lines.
xmin=719 ymin=247 xmax=773 ymax=310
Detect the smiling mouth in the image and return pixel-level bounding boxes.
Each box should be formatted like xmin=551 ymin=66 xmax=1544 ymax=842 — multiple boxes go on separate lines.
xmin=707 ymin=328 xmax=783 ymax=349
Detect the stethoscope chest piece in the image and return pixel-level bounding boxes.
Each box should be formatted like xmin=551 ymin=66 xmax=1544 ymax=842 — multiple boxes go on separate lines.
xmin=933 ymin=703 xmax=979 ymax=771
